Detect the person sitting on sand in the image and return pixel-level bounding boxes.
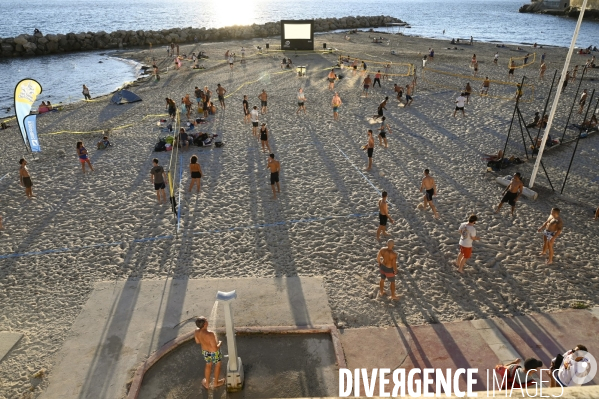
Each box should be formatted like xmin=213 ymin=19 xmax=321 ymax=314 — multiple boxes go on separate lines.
xmin=483 ymin=149 xmax=504 ymax=162
xmin=178 ymin=128 xmax=190 ymax=151
xmin=194 ymin=317 xmax=225 ymax=389
xmin=96 ymin=136 xmax=112 ymax=150
xmin=537 ymin=207 xmax=563 ymax=265
xmin=526 ymin=112 xmax=540 ymax=129
xmin=581 ymin=114 xmax=598 ymax=129
xmin=377 ymin=239 xmax=401 ymax=301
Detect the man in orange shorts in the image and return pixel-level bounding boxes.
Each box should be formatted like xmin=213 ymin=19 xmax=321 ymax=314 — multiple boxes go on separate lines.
xmin=455 ymin=214 xmax=479 ymax=273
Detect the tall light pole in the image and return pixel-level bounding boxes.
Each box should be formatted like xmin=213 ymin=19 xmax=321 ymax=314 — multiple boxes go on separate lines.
xmin=529 ymin=0 xmax=588 ymax=187
xmin=216 ymin=290 xmax=244 ymax=391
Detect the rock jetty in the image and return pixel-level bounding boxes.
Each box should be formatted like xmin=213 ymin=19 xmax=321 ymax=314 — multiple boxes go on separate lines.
xmin=519 ymin=1 xmax=599 ymax=19
xmin=0 ymin=15 xmax=402 ymax=58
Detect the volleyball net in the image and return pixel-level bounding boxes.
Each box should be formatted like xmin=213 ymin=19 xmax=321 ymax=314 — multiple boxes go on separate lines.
xmin=422 ymin=67 xmax=535 ymax=103
xmin=338 ymin=55 xmax=415 ymax=77
xmin=509 ymin=52 xmax=536 ymax=69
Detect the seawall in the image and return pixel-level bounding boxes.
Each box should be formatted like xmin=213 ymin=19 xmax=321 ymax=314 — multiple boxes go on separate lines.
xmin=0 ymin=15 xmax=402 ymax=58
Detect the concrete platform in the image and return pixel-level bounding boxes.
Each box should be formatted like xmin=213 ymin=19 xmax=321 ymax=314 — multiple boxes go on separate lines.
xmin=41 ymin=277 xmax=333 ymax=399
xmin=138 ymin=334 xmax=338 ymax=398
xmin=0 ymin=332 xmax=23 ymax=363
xmin=339 ymin=308 xmax=599 ymax=396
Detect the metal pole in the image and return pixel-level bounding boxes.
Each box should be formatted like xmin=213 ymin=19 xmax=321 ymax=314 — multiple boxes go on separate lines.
xmin=535 ymin=70 xmax=559 ymax=145
xmin=530 ymin=0 xmax=589 ymax=188
xmin=223 ymin=301 xmax=239 ymax=371
xmin=561 ymin=93 xmax=597 ymax=193
xmin=502 ymin=76 xmax=526 ymax=161
xmin=561 ymin=66 xmax=588 ymax=142
xmin=516 ymin=107 xmax=530 ymax=159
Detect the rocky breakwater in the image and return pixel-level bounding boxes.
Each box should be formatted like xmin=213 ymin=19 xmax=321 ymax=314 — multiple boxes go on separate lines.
xmin=0 ymin=15 xmax=402 ymax=58
xmin=519 ymin=1 xmax=599 ymax=19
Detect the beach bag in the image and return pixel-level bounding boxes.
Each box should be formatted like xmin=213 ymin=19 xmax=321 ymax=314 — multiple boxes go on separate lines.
xmin=154 ymin=139 xmax=167 ymax=152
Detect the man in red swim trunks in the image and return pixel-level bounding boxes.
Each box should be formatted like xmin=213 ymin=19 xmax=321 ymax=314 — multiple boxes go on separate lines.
xmin=377 ymin=239 xmax=401 ymax=300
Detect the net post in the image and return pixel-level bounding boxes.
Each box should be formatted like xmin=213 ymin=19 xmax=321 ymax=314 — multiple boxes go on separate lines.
xmin=560 ymin=91 xmax=597 ymax=194
xmin=561 ymin=66 xmax=588 ymax=142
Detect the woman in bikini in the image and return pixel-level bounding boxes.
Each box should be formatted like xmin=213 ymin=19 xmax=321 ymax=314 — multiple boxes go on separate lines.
xmin=188 ymin=155 xmax=202 ymax=193
xmin=76 ymin=141 xmax=94 ymax=174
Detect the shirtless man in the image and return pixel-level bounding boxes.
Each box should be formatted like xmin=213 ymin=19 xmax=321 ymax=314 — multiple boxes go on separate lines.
xmin=375 ymin=97 xmax=388 ymax=120
xmin=377 ymin=240 xmax=401 ymax=301
xmin=508 ymin=60 xmax=516 ymax=81
xmin=537 ymin=207 xmax=563 ymax=265
xmin=393 ymin=83 xmax=403 ymax=103
xmin=297 ymin=87 xmax=306 ymax=115
xmin=258 ymin=89 xmax=268 ymax=114
xmin=419 ymin=169 xmax=439 ymax=218
xmin=19 ymin=158 xmax=34 ymax=198
xmin=539 ymin=61 xmax=547 ymax=80
xmin=242 ymin=95 xmax=250 ymax=123
xmin=377 ymin=116 xmax=392 ymax=147
xmin=216 ymin=84 xmax=227 ymax=110
xmin=495 ymin=172 xmax=524 ymax=216
xmin=364 ymin=130 xmax=375 ymax=171
xmin=578 ymin=89 xmax=588 ymax=114
xmin=194 ymin=317 xmax=225 ymax=389
xmin=377 ymin=191 xmax=394 ymax=240
xmin=332 ymin=92 xmax=342 ymax=121
xmin=363 ymin=75 xmax=372 ymax=97
xmin=267 ymin=153 xmax=281 ymax=199
xmin=405 ymin=83 xmax=414 ymax=106
xmin=481 ymin=76 xmax=490 ymax=95
xmin=327 ymin=69 xmax=337 ymax=91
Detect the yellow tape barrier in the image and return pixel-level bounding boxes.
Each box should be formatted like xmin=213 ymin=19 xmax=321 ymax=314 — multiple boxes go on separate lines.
xmin=508 ymin=52 xmax=536 ymax=69
xmin=338 ymin=55 xmax=415 ymax=76
xmin=422 ymin=67 xmax=535 ymax=103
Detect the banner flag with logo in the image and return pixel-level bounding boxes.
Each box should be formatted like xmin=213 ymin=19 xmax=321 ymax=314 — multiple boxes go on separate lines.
xmin=14 ymin=79 xmax=43 ymax=152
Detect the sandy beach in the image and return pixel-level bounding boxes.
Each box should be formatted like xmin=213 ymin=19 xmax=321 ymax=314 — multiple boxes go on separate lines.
xmin=1 ymin=31 xmax=599 ymax=397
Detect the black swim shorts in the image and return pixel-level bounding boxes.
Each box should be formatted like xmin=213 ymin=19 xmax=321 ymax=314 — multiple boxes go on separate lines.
xmin=425 ymin=188 xmax=435 ymax=201
xmin=154 ymin=182 xmax=165 ymax=191
xmin=379 ymin=213 xmax=388 ymax=226
xmin=367 ymin=148 xmax=374 ymax=158
xmin=261 ymin=100 xmax=268 ymax=107
xmin=252 ymin=121 xmax=259 ymax=127
xmin=379 ymin=131 xmax=386 ymax=139
xmin=501 ymin=191 xmax=518 ymax=206
xmin=191 ymin=172 xmax=202 ymax=179
xmin=270 ymin=172 xmax=279 ymax=185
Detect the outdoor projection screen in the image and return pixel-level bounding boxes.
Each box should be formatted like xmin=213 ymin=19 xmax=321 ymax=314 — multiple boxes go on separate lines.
xmin=280 ymin=20 xmax=314 ymax=50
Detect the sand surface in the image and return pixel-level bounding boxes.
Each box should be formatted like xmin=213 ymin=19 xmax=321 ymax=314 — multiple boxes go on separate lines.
xmin=1 ymin=32 xmax=598 ymax=397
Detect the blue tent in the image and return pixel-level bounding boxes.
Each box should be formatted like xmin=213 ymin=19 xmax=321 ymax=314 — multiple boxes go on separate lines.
xmin=110 ymin=90 xmax=142 ymax=105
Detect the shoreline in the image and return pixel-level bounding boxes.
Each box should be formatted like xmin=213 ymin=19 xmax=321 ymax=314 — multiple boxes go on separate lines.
xmin=1 ymin=28 xmax=569 ymax=122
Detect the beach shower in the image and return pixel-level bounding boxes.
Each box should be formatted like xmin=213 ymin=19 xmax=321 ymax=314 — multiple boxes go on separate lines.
xmin=215 ymin=290 xmax=244 ymax=391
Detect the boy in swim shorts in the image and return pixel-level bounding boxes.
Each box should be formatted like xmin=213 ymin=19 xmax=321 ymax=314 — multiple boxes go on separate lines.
xmin=194 ymin=317 xmax=225 ymax=389
xmin=377 ymin=239 xmax=401 ymax=300
xmin=537 ymin=208 xmax=563 ymax=265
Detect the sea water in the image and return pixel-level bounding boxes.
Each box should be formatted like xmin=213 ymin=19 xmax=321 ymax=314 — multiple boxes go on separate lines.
xmin=3 ymin=0 xmax=599 ymax=111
